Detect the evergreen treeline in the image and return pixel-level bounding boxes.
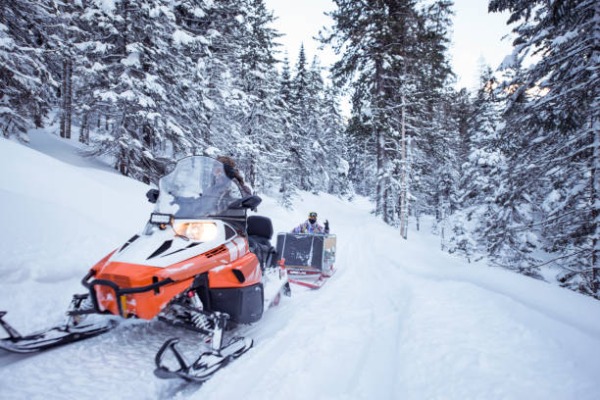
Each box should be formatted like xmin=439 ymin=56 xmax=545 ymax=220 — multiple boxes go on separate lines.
xmin=450 ymin=0 xmax=598 ymax=299
xmin=0 ymin=0 xmax=349 ymax=197
xmin=1 ymin=0 xmax=599 ymax=298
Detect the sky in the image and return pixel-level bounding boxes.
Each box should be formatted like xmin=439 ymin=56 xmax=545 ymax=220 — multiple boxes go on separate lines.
xmin=264 ymin=0 xmax=514 ymax=91
xmin=1 ymin=131 xmax=600 ymax=399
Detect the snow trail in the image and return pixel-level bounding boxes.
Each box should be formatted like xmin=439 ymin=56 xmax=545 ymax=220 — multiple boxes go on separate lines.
xmin=1 ymin=135 xmax=600 ymax=400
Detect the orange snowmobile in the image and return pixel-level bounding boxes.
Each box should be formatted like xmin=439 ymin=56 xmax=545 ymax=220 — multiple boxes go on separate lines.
xmin=0 ymin=155 xmax=290 ymax=382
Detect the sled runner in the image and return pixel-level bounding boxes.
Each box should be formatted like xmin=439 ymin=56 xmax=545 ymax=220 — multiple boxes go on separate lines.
xmin=276 ymin=233 xmax=336 ymax=289
xmin=0 ymin=156 xmax=290 ymax=382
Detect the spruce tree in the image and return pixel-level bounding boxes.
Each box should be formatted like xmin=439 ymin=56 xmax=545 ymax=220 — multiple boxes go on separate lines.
xmin=323 ymin=0 xmax=454 ymax=235
xmin=0 ymin=0 xmax=58 ymax=140
xmin=490 ymin=0 xmax=600 ymax=296
xmin=232 ymin=0 xmax=285 ymax=192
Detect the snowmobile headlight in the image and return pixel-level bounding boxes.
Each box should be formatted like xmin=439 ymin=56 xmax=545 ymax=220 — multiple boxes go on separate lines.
xmin=174 ymin=222 xmax=218 ymax=242
xmin=150 ymin=213 xmax=172 ymax=225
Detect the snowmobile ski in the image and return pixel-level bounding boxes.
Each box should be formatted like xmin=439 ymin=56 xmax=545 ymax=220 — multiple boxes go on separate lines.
xmin=288 ymin=275 xmax=329 ymax=290
xmin=154 ymin=336 xmax=253 ymax=382
xmin=288 ymin=266 xmax=335 ymax=289
xmin=0 ymin=311 xmax=117 ymax=354
xmin=155 ymin=301 xmax=254 ymax=382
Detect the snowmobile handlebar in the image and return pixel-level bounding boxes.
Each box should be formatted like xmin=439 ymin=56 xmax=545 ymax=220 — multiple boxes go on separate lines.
xmin=146 ymin=189 xmax=159 ymax=204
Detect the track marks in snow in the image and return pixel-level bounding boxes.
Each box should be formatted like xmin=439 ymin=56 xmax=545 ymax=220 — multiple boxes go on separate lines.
xmin=388 ymin=274 xmax=600 ymax=400
xmin=336 ymin=243 xmax=411 ymax=399
xmin=0 ymin=320 xmax=198 ymax=399
xmin=385 ymin=227 xmax=600 ymax=341
xmin=197 ymin=233 xmax=414 ymax=400
xmin=325 ymin=212 xmax=600 ymax=400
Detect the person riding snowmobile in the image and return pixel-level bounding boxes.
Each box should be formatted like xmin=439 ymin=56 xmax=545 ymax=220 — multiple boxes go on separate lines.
xmin=217 ymin=155 xmax=252 ymax=197
xmin=291 ymin=212 xmax=329 ymax=234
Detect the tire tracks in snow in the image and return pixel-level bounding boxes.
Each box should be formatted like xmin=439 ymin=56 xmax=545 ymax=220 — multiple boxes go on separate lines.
xmin=365 ymin=230 xmax=600 ymax=400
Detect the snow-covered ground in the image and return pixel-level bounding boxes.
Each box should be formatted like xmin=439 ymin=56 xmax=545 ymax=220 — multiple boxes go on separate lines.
xmin=1 ymin=133 xmax=600 ymax=400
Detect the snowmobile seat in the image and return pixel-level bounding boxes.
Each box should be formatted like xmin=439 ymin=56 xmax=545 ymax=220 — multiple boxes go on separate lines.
xmin=247 ymin=215 xmax=273 ymax=241
xmin=247 ymin=216 xmax=277 ymax=270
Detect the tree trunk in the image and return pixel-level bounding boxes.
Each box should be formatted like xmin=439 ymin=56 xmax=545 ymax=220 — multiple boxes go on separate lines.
xmin=248 ymin=158 xmax=257 ymax=189
xmin=374 ymin=59 xmax=385 ymax=218
xmin=590 ymin=116 xmax=600 ymax=297
xmin=399 ymin=93 xmax=409 ymax=239
xmin=142 ymin=123 xmax=153 ymax=184
xmin=2 ymin=118 xmax=12 ymax=138
xmin=60 ymin=58 xmax=72 ymax=139
xmin=66 ymin=59 xmax=72 ymax=139
xmin=79 ymin=113 xmax=89 ymax=144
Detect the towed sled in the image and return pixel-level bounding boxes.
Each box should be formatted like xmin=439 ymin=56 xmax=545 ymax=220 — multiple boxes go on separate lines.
xmin=276 ymin=233 xmax=336 ymax=289
xmin=0 ymin=156 xmax=290 ymax=382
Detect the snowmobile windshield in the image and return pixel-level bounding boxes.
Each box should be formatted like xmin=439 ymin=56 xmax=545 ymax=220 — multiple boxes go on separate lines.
xmin=155 ymin=156 xmax=243 ymax=219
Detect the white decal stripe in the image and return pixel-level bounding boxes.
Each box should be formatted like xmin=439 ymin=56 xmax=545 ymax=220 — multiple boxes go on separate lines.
xmin=248 ymin=266 xmax=260 ymax=281
xmin=235 ymin=237 xmax=246 ymax=254
xmin=226 ymin=241 xmax=238 ymax=261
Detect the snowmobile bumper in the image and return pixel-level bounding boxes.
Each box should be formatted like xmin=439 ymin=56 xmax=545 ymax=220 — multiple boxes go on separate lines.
xmin=81 ymin=270 xmax=175 ymax=318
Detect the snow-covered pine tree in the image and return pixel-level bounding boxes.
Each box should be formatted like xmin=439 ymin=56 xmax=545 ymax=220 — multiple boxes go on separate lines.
xmin=286 ymin=44 xmax=315 ymax=192
xmin=409 ymin=0 xmax=456 ymax=230
xmin=324 ymin=0 xmax=454 ymax=235
xmin=480 ymin=124 xmax=540 ymax=277
xmin=483 ymin=59 xmax=543 ymax=276
xmin=85 ymin=0 xmax=199 ymax=183
xmin=66 ymin=1 xmax=113 ymax=146
xmin=345 ymin=95 xmax=377 ymax=197
xmin=57 ymin=0 xmax=112 ymax=144
xmin=184 ymin=0 xmax=248 ymax=154
xmin=0 ymin=0 xmax=58 ymax=141
xmin=54 ymin=1 xmax=81 ymax=141
xmin=279 ymin=53 xmax=293 ymax=106
xmin=275 ymin=55 xmax=298 ymax=207
xmin=324 ymin=0 xmax=418 ymax=226
xmin=490 ymin=0 xmax=600 ymax=296
xmin=303 ymin=56 xmax=330 ymax=193
xmin=450 ymin=67 xmax=503 ymax=261
xmin=232 ymin=0 xmax=286 ymax=193
xmin=322 ymin=83 xmax=352 ymax=197
xmin=168 ymin=0 xmax=227 ymax=155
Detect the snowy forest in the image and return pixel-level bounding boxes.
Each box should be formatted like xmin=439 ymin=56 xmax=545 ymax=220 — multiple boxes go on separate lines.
xmin=1 ymin=0 xmax=599 ymax=299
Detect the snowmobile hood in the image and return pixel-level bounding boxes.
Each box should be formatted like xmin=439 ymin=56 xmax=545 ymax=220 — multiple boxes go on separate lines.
xmin=108 ymin=219 xmax=244 ymax=268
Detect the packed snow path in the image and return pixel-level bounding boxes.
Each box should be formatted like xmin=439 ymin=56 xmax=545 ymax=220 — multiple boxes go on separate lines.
xmin=1 ymin=135 xmax=600 ymax=400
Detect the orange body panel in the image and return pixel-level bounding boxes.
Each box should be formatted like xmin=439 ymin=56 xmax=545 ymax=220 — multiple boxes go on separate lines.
xmin=90 ymin=250 xmax=116 ymax=275
xmin=208 ymin=252 xmax=262 ymax=288
xmin=91 ymin=239 xmax=262 ymax=320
